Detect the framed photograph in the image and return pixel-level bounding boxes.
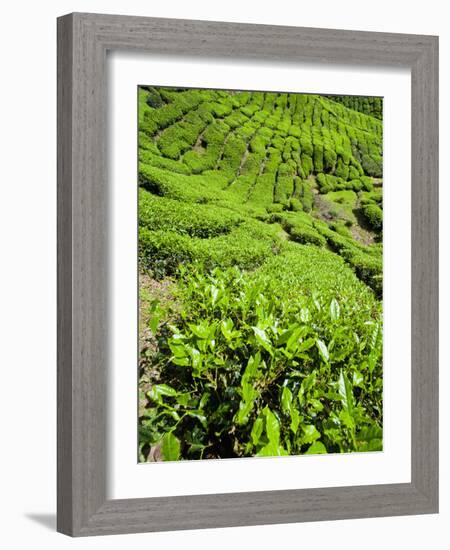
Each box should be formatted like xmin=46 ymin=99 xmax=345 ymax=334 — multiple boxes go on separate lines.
xmin=57 ymin=12 xmax=439 ymax=536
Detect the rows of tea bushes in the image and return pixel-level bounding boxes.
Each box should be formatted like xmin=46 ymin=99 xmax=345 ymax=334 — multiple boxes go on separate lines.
xmin=138 ymin=86 xmax=384 ymax=461
xmin=325 ymin=95 xmax=383 ymax=120
xmin=139 ymin=87 xmax=383 ymax=187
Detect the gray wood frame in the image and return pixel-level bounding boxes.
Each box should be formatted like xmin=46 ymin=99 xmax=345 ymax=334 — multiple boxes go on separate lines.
xmin=57 ymin=12 xmax=439 ymax=537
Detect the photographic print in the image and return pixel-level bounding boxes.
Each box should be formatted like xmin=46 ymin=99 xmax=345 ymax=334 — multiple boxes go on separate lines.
xmin=138 ymin=87 xmax=383 ymax=462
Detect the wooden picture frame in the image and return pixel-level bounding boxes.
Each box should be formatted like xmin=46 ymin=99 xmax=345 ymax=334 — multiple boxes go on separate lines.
xmin=57 ymin=12 xmax=439 ymax=536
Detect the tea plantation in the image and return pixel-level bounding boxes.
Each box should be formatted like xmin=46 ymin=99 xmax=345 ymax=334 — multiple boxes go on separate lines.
xmin=138 ymin=87 xmax=383 ymax=462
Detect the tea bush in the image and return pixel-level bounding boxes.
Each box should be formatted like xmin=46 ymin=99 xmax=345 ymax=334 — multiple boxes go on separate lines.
xmin=317 ymin=225 xmax=383 ymax=296
xmin=362 ymin=204 xmax=383 ymax=232
xmin=144 ymin=86 xmax=164 ymax=109
xmin=139 ymin=189 xmax=243 ymax=237
xmin=139 ymin=220 xmax=283 ymax=278
xmin=270 ymin=212 xmax=326 ymax=247
xmin=139 ymin=265 xmax=382 ymax=460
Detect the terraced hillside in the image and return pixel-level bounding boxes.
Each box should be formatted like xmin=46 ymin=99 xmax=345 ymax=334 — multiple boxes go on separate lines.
xmin=138 ymin=87 xmax=383 ymax=462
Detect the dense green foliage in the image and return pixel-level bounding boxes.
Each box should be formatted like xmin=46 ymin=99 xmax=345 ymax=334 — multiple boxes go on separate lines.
xmin=138 ymin=87 xmax=384 ymax=462
xmin=140 ymin=264 xmax=382 ymax=460
xmin=325 ymin=95 xmax=383 ymax=120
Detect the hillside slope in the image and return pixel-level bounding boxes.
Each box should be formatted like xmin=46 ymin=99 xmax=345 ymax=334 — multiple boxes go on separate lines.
xmin=138 ymin=87 xmax=384 ymax=462
xmin=139 ymin=87 xmax=383 ymax=294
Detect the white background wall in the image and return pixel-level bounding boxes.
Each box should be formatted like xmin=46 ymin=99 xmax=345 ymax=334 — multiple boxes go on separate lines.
xmin=0 ymin=1 xmax=447 ymax=548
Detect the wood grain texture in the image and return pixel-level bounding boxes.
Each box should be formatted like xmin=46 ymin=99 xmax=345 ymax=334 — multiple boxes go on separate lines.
xmin=57 ymin=12 xmax=439 ymax=537
xmin=57 ymin=13 xmax=74 ymax=535
xmin=410 ymin=37 xmax=439 ymax=506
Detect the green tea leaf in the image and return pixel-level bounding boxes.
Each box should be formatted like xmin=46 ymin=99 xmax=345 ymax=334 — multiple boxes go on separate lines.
xmin=301 ymin=371 xmax=317 ymax=394
xmin=168 ymin=341 xmax=187 ymax=358
xmin=251 ymin=417 xmax=264 ymax=446
xmin=297 ymin=338 xmax=315 ymax=352
xmin=305 ymin=441 xmax=327 ymax=454
xmin=199 ymin=392 xmax=210 ymax=409
xmin=300 ymin=307 xmax=311 ymax=323
xmin=352 ymin=371 xmax=364 ymax=387
xmin=171 ymin=356 xmax=190 ymax=366
xmin=309 ymin=398 xmax=324 ymax=412
xmin=252 ymin=327 xmax=273 ymax=355
xmin=289 ymin=408 xmax=300 ymax=434
xmin=339 ymin=409 xmax=355 ymax=430
xmin=210 ymin=285 xmax=219 ymax=305
xmin=149 ymin=314 xmax=161 ymax=334
xmin=245 ymin=353 xmax=261 ymax=379
xmin=221 ymin=318 xmax=235 ymax=340
xmin=356 ymin=425 xmax=382 ymax=451
xmin=242 ymin=381 xmax=257 ymax=403
xmin=281 ymin=386 xmax=293 ymax=414
xmin=161 ymin=432 xmax=181 ymax=461
xmin=189 ymin=322 xmax=211 ymax=339
xmin=302 ymin=424 xmax=320 ymax=444
xmin=277 ymin=326 xmax=298 ymax=346
xmin=236 ymin=398 xmax=254 ymax=425
xmin=256 ymin=442 xmax=288 ymax=457
xmin=264 ymin=408 xmax=280 ymax=445
xmin=330 ymin=298 xmax=340 ymax=321
xmin=189 ymin=347 xmax=202 ymax=373
xmin=176 ymin=392 xmax=190 ymax=407
xmin=316 ymin=339 xmax=329 ymax=363
xmin=286 ymin=327 xmax=304 ymax=352
xmin=367 ymin=438 xmax=382 ymax=451
xmin=338 ymin=369 xmax=354 ymax=414
xmin=148 ymin=384 xmax=178 ymax=403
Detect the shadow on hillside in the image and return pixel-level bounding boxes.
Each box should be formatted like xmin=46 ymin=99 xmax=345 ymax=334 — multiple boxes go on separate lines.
xmin=352 ymin=207 xmax=382 ymax=243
